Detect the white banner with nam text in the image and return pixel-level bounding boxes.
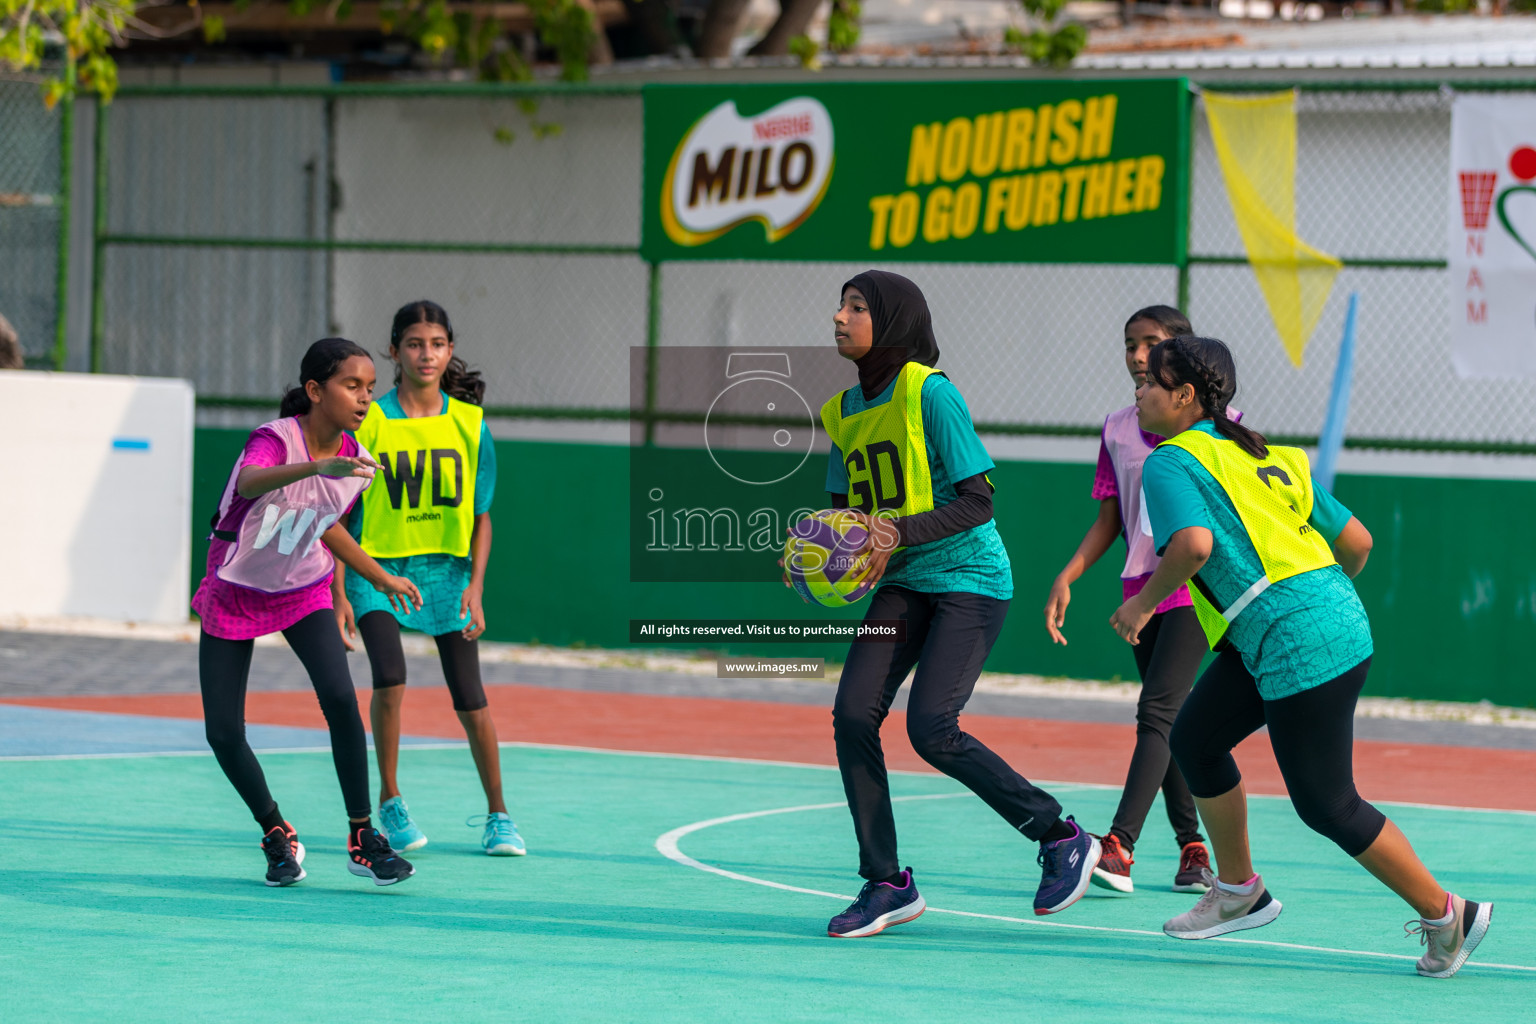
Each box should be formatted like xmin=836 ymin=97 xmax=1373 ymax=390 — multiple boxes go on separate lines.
xmin=1449 ymin=95 xmax=1536 ymax=379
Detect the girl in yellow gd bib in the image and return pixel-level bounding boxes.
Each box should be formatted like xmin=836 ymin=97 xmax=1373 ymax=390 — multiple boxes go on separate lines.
xmin=332 ymin=300 xmax=524 ymax=858
xmin=807 ymin=271 xmax=1098 ymax=939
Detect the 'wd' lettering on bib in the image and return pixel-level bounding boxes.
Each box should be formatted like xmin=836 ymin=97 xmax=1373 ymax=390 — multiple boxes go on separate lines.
xmin=820 ymin=362 xmax=941 ymax=532
xmin=354 ymin=397 xmax=482 ymax=558
xmin=213 ymin=416 xmax=373 ymax=594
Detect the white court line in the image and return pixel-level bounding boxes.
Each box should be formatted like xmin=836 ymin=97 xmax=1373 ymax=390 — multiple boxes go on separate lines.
xmin=4 ymin=738 xmax=1535 ymax=817
xmin=654 ymin=797 xmax=1536 ymax=975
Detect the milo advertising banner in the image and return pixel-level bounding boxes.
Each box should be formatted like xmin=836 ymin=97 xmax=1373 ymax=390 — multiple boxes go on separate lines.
xmin=641 ymin=79 xmax=1189 ymax=264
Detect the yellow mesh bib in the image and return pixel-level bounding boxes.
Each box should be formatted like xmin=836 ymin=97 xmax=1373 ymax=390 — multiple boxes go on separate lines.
xmin=1159 ymin=429 xmax=1336 ymax=649
xmin=820 ymin=363 xmax=939 ymax=524
xmin=354 ymin=398 xmax=482 ymax=558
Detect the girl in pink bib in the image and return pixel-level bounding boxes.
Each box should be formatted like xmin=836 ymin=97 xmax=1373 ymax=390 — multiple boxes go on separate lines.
xmin=1043 ymin=306 xmax=1214 ymax=897
xmin=194 ymin=338 xmax=424 ymax=889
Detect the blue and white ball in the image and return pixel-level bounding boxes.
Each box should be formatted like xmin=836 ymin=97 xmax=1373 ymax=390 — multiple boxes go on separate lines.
xmin=783 ymin=510 xmax=874 ymax=608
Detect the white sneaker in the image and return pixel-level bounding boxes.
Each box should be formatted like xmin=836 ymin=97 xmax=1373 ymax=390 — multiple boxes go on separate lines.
xmin=1407 ymin=895 xmax=1493 ymax=978
xmin=1163 ymin=869 xmax=1282 ymax=939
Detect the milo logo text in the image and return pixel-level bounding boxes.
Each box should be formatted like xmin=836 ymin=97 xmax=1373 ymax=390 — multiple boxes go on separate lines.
xmin=661 ymin=97 xmax=834 ymax=247
xmin=379 ymin=449 xmax=464 ymax=510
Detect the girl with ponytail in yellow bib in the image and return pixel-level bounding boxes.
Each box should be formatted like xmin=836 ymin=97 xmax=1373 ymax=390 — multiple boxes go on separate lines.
xmin=803 ymin=271 xmax=1099 ymax=939
xmin=332 ymin=300 xmax=524 ymax=858
xmin=1114 ymin=335 xmax=1491 ymax=977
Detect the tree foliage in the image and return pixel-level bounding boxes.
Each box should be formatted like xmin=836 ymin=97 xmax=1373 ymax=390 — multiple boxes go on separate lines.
xmin=1 ymin=0 xmax=131 ymax=105
xmin=0 ymin=0 xmax=597 ymax=106
xmin=1004 ymin=0 xmax=1087 ymax=68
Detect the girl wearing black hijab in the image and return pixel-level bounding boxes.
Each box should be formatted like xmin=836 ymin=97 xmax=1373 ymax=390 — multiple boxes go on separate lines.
xmin=807 ymin=270 xmax=1099 ymax=938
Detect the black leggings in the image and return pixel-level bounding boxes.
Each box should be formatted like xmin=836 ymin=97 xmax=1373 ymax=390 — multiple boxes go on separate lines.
xmin=1110 ymin=606 xmax=1205 ymax=850
xmin=357 ymin=610 xmax=487 ymax=712
xmin=1170 ymin=650 xmax=1387 ymax=858
xmin=834 ymin=586 xmax=1065 ymax=880
xmin=199 ymin=609 xmax=371 ymax=821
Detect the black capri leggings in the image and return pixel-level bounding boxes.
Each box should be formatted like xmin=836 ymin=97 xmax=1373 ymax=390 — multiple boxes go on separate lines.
xmin=1170 ymin=650 xmax=1386 ymax=858
xmin=357 ymin=610 xmax=487 ymax=712
xmin=199 ymin=609 xmax=371 ymax=821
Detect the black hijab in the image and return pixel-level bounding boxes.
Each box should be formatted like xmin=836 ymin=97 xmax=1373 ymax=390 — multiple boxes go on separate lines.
xmin=842 ymin=270 xmax=941 ymax=401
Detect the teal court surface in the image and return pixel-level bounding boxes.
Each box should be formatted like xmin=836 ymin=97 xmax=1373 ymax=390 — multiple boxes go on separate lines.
xmin=3 ymin=741 xmax=1532 ymax=1022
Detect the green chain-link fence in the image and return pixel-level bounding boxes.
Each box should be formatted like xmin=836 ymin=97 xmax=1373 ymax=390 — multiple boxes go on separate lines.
xmin=0 ymin=75 xmax=68 ymax=369
xmin=76 ymin=78 xmax=1536 ymax=453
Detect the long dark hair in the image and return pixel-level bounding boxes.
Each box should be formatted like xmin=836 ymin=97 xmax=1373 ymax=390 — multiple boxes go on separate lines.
xmin=389 ymin=300 xmax=486 ymax=406
xmin=280 ymin=337 xmax=372 ymax=418
xmin=1145 ymin=335 xmax=1269 ymax=458
xmin=1125 ymin=304 xmax=1192 ymax=338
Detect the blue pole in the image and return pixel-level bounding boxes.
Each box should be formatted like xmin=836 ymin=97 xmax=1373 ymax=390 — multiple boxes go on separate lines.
xmin=1314 ymin=291 xmax=1359 ymax=494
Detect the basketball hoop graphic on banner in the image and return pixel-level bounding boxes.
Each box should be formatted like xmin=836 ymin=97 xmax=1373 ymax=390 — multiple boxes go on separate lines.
xmin=1449 ymin=97 xmax=1536 ymax=379
xmin=1459 ymin=172 xmax=1497 ymax=232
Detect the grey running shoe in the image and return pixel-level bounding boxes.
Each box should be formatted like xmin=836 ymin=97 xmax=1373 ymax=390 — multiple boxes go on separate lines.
xmin=1163 ymin=869 xmax=1282 ymax=939
xmin=1406 ymin=895 xmax=1493 ymax=978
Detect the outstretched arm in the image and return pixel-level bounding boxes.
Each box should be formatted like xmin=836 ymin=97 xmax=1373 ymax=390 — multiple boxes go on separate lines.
xmin=237 ymin=454 xmax=378 ymax=500
xmin=323 ymin=523 xmax=422 ymax=615
xmin=1045 ymin=497 xmax=1122 ymax=645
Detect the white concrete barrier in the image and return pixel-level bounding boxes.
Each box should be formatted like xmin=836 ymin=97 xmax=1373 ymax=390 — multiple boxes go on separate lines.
xmin=0 ymin=372 xmax=193 ymax=623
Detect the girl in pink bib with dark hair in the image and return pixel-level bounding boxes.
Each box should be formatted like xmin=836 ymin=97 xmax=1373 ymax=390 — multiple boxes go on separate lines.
xmin=194 ymin=337 xmax=423 ymax=888
xmin=1044 ymin=306 xmax=1219 ymax=896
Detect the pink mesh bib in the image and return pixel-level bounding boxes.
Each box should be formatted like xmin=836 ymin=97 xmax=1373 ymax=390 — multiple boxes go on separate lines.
xmin=213 ymin=417 xmax=373 ymax=594
xmin=1102 ymin=406 xmax=1162 ymax=579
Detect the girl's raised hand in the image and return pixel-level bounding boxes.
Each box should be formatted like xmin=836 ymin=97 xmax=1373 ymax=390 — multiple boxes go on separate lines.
xmin=376 ymin=573 xmax=423 ymax=615
xmin=1044 ymin=576 xmax=1072 ymax=645
xmin=316 ymin=454 xmax=380 ymax=479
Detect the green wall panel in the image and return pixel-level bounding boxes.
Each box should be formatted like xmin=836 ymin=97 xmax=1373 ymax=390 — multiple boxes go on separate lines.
xmin=190 ymin=430 xmax=1534 ymax=708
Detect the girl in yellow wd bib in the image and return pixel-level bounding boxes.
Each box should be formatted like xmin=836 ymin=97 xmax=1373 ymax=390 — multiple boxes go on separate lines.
xmin=332 ymin=300 xmax=523 ymax=857
xmin=807 ymin=271 xmax=1098 ymax=939
xmin=1113 ymin=335 xmax=1491 ymax=977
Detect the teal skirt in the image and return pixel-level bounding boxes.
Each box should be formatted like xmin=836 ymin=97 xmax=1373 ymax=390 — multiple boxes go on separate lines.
xmin=345 ymin=552 xmax=473 ymax=637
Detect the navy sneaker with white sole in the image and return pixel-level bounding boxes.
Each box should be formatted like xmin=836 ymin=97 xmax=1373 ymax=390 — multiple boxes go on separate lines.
xmin=1033 ymin=817 xmax=1099 ymax=916
xmin=347 ymin=826 xmax=415 ymax=886
xmin=261 ymin=822 xmax=306 ymax=887
xmin=828 ymin=868 xmax=926 ymax=938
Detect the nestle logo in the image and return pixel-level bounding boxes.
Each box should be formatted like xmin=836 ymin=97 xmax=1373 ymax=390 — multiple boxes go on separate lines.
xmin=753 ymin=114 xmax=813 ymax=141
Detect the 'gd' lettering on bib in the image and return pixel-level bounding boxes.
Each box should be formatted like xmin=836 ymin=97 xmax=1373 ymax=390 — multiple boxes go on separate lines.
xmin=821 ymin=363 xmax=941 ymax=547
xmin=354 ymin=398 xmax=482 ymax=558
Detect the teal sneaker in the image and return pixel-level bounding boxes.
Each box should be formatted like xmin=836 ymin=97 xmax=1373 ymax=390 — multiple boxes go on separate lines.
xmin=470 ymin=812 xmax=526 ymax=856
xmin=380 ymin=796 xmax=428 ymax=852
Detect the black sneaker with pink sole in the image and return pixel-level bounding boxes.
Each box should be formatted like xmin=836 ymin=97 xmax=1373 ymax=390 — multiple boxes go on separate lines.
xmin=347 ymin=826 xmax=415 ymax=886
